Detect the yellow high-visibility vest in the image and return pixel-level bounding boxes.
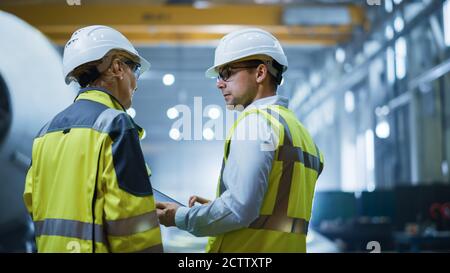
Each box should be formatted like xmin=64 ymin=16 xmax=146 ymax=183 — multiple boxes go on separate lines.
xmin=24 ymin=88 xmax=163 ymax=253
xmin=206 ymin=104 xmax=324 ymax=253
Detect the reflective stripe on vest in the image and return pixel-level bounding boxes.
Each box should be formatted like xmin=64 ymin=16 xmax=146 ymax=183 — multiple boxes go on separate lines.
xmin=34 ymin=211 xmax=159 ymax=242
xmin=218 ymin=105 xmax=322 ymax=236
xmin=266 ymin=108 xmax=323 ymax=175
xmin=34 ymin=219 xmax=106 ymax=243
xmin=105 ymin=211 xmax=159 ymax=237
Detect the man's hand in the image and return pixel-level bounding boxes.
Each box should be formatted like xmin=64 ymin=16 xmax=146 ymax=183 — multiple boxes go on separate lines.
xmin=188 ymin=195 xmax=211 ymax=207
xmin=156 ymin=202 xmax=179 ymax=227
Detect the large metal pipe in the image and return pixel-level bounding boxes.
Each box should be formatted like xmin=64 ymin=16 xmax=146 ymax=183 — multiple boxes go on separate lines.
xmin=0 ymin=10 xmax=75 ymax=237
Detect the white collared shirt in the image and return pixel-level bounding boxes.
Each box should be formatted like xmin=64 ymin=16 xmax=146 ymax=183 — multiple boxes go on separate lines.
xmin=175 ymin=95 xmax=289 ymax=236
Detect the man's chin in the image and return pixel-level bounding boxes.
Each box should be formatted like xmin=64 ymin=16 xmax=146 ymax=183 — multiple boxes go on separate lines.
xmin=226 ymin=104 xmax=235 ymax=110
xmin=225 ymin=104 xmax=245 ymax=111
xmin=224 ymin=99 xmax=233 ymax=106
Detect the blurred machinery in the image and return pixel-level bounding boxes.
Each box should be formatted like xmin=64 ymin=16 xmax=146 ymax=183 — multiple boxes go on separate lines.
xmin=311 ymin=185 xmax=450 ymax=252
xmin=0 ymin=11 xmax=75 ymax=251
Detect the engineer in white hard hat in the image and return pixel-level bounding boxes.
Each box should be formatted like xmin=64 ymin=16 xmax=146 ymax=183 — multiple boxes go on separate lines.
xmin=157 ymin=28 xmax=324 ymax=252
xmin=23 ymin=25 xmax=163 ymax=252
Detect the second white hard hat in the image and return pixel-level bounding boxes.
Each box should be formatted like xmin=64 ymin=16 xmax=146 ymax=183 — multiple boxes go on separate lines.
xmin=205 ymin=28 xmax=288 ymax=78
xmin=63 ymin=25 xmax=150 ymax=84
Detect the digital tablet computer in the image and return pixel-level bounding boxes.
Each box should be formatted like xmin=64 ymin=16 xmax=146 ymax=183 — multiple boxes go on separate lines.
xmin=152 ymin=188 xmax=186 ymax=207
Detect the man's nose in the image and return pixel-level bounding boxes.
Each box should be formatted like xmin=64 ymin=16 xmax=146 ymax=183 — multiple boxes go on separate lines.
xmin=216 ymin=78 xmax=226 ymax=89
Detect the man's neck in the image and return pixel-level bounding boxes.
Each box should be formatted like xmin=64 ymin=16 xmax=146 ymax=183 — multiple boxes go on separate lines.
xmin=252 ymin=88 xmax=276 ymax=104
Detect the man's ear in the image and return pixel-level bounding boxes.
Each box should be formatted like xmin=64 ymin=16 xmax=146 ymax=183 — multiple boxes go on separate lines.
xmin=109 ymin=58 xmax=125 ymax=79
xmin=255 ymin=64 xmax=268 ymax=84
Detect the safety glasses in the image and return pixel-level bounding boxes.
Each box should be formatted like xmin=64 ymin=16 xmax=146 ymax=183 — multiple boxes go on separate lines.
xmin=123 ymin=59 xmax=142 ymax=80
xmin=217 ymin=60 xmax=263 ymax=82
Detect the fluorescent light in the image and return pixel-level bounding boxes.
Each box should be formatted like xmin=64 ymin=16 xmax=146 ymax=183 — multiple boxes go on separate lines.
xmin=376 ymin=120 xmax=390 ymax=139
xmin=365 ymin=129 xmax=375 ymax=172
xmin=341 ymin=140 xmax=358 ymax=192
xmin=167 ymin=107 xmax=179 ymax=119
xmin=367 ymin=182 xmax=376 ymax=192
xmin=193 ymin=0 xmax=210 ymax=9
xmin=395 ymin=37 xmax=407 ymax=80
xmin=169 ymin=128 xmax=181 ymax=140
xmin=386 ymin=46 xmax=396 ymax=84
xmin=394 ymin=16 xmax=404 ymax=32
xmin=385 ymin=25 xmax=394 ymax=40
xmin=344 ymin=91 xmax=355 ymax=113
xmin=444 ymin=0 xmax=450 ymax=46
xmin=442 ymin=161 xmax=449 ymax=176
xmin=163 ymin=73 xmax=175 ymax=86
xmin=202 ymin=128 xmax=215 ymax=140
xmin=207 ymin=107 xmax=221 ymax=120
xmin=126 ymin=107 xmax=136 ymax=118
xmin=335 ymin=47 xmax=346 ymax=63
xmin=385 ymin=0 xmax=393 ymax=13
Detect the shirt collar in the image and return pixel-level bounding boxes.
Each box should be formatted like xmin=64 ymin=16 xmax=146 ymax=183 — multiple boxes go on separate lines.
xmin=244 ymin=95 xmax=289 ymax=111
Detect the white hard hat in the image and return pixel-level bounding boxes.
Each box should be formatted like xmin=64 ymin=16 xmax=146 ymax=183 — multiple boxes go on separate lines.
xmin=63 ymin=25 xmax=150 ymax=84
xmin=205 ymin=28 xmax=288 ymax=78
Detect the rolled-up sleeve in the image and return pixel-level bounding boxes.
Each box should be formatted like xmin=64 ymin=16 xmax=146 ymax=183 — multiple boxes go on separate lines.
xmin=175 ymin=112 xmax=277 ymax=237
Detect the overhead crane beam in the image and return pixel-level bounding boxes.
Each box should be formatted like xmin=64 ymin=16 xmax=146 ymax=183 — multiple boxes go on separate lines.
xmin=0 ymin=3 xmax=366 ymax=46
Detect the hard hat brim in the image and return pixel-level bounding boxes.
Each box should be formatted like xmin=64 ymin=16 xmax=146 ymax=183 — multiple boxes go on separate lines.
xmin=137 ymin=55 xmax=151 ymax=76
xmin=205 ymin=65 xmax=219 ymax=78
xmin=64 ymin=52 xmax=151 ymax=85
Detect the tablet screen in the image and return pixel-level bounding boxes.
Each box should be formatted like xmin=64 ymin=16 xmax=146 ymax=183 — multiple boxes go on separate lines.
xmin=152 ymin=188 xmax=186 ymax=207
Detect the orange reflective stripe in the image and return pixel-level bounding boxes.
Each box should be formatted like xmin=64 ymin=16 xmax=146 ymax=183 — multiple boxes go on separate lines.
xmin=249 ymin=215 xmax=309 ymax=235
xmin=247 ymin=108 xmax=313 ymax=235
